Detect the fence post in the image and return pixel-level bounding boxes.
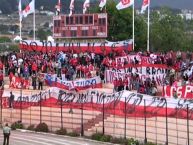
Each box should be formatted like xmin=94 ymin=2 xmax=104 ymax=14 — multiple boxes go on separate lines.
xmin=20 ymin=88 xmax=22 ymax=122
xmin=0 ymin=89 xmax=2 ymax=127
xmin=40 ymin=92 xmax=42 ymax=124
xmin=124 ymin=97 xmax=127 ymax=139
xmin=102 ymin=95 xmax=105 ymax=135
xmin=60 ymin=92 xmax=63 ymax=129
xmin=144 ymin=99 xmax=147 ymax=144
xmin=81 ymin=94 xmax=84 ymax=136
xmin=187 ymin=105 xmax=189 ymax=145
xmin=165 ymin=101 xmax=168 ymax=145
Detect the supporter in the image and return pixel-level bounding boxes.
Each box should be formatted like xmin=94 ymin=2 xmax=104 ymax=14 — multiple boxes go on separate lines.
xmin=151 ymin=84 xmax=158 ymax=96
xmin=124 ymin=75 xmax=129 ymax=90
xmin=31 ymin=73 xmax=37 ymax=90
xmin=113 ymin=77 xmax=118 ymax=92
xmin=37 ymin=73 xmax=44 ymax=90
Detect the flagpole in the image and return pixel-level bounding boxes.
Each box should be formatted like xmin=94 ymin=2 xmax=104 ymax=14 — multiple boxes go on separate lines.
xmin=33 ymin=0 xmax=36 ymax=40
xmin=132 ymin=1 xmax=135 ymax=51
xmin=147 ymin=0 xmax=150 ymax=52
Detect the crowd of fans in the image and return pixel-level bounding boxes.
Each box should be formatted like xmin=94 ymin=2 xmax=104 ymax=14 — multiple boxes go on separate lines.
xmin=0 ymin=50 xmax=192 ymax=96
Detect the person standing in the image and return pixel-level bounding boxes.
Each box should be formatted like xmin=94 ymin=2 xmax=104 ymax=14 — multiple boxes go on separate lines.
xmin=3 ymin=123 xmax=11 ymax=145
xmin=9 ymin=92 xmax=14 ymax=108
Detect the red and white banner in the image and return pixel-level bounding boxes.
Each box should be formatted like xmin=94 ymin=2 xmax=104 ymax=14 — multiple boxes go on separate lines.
xmin=10 ymin=76 xmax=30 ymax=89
xmin=19 ymin=40 xmax=133 ymax=54
xmin=2 ymin=88 xmax=193 ymax=119
xmin=99 ymin=0 xmax=107 ymax=10
xmin=141 ymin=0 xmax=149 ymax=14
xmin=83 ymin=0 xmax=90 ymax=14
xmin=22 ymin=0 xmax=35 ymax=18
xmin=116 ymin=0 xmax=134 ymax=10
xmin=69 ymin=0 xmax=74 ymax=16
xmin=45 ymin=76 xmax=102 ymax=91
xmin=105 ymin=70 xmax=165 ymax=86
xmin=112 ymin=64 xmax=169 ymax=76
xmin=163 ymin=85 xmax=193 ymax=99
xmin=116 ymin=54 xmax=156 ymax=65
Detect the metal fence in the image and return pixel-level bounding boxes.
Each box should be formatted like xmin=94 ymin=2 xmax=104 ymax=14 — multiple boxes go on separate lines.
xmin=0 ymin=89 xmax=193 ymax=145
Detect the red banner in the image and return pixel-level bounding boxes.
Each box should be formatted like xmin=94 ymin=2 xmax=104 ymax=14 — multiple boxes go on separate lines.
xmin=163 ymin=85 xmax=193 ymax=99
xmin=10 ymin=76 xmax=30 ymax=89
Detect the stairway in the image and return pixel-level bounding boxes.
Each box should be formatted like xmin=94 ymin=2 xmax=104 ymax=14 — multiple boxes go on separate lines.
xmin=75 ymin=112 xmax=111 ymax=133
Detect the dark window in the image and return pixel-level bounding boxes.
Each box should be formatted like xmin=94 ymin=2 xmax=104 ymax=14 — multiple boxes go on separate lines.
xmin=89 ymin=16 xmax=93 ymax=24
xmin=82 ymin=30 xmax=88 ymax=36
xmin=100 ymin=27 xmax=103 ymax=32
xmin=70 ymin=17 xmax=73 ymax=24
xmin=80 ymin=16 xmax=83 ymax=24
xmin=85 ymin=16 xmax=89 ymax=24
xmin=93 ymin=30 xmax=96 ymax=36
xmin=75 ymin=16 xmax=79 ymax=24
xmin=66 ymin=17 xmax=69 ymax=25
xmin=54 ymin=20 xmax=60 ymax=27
xmin=99 ymin=18 xmax=106 ymax=25
xmin=71 ymin=30 xmax=77 ymax=37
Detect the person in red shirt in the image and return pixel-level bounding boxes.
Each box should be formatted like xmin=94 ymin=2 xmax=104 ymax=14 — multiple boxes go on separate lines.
xmin=124 ymin=75 xmax=129 ymax=90
xmin=32 ymin=62 xmax=38 ymax=74
xmin=118 ymin=78 xmax=123 ymax=92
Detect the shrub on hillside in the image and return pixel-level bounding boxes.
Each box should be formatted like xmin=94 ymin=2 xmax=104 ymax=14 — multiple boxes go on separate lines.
xmin=100 ymin=135 xmax=112 ymax=142
xmin=35 ymin=122 xmax=49 ymax=132
xmin=67 ymin=131 xmax=79 ymax=137
xmin=11 ymin=121 xmax=24 ymax=130
xmin=27 ymin=124 xmax=35 ymax=131
xmin=110 ymin=137 xmax=128 ymax=144
xmin=91 ymin=132 xmax=103 ymax=141
xmin=55 ymin=128 xmax=67 ymax=135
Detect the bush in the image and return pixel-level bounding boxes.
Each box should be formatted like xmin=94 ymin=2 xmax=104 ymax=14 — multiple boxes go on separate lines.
xmin=27 ymin=124 xmax=35 ymax=131
xmin=127 ymin=138 xmax=139 ymax=145
xmin=67 ymin=131 xmax=79 ymax=137
xmin=100 ymin=135 xmax=112 ymax=142
xmin=91 ymin=132 xmax=103 ymax=141
xmin=35 ymin=122 xmax=49 ymax=132
xmin=55 ymin=128 xmax=67 ymax=135
xmin=11 ymin=121 xmax=24 ymax=130
xmin=110 ymin=137 xmax=128 ymax=144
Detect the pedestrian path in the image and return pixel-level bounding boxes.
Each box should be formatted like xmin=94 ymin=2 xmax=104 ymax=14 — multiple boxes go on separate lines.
xmin=0 ymin=130 xmax=108 ymax=145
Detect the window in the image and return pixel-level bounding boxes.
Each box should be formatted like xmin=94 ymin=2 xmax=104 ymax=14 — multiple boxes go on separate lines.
xmin=54 ymin=20 xmax=60 ymax=27
xmin=80 ymin=16 xmax=83 ymax=24
xmin=82 ymin=30 xmax=88 ymax=36
xmin=66 ymin=17 xmax=69 ymax=25
xmin=89 ymin=16 xmax=93 ymax=24
xmin=75 ymin=16 xmax=79 ymax=24
xmin=70 ymin=17 xmax=73 ymax=24
xmin=85 ymin=16 xmax=89 ymax=24
xmin=93 ymin=30 xmax=96 ymax=36
xmin=99 ymin=18 xmax=106 ymax=25
xmin=71 ymin=30 xmax=77 ymax=37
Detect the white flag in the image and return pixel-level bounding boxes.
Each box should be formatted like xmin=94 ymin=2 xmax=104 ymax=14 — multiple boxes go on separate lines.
xmin=55 ymin=0 xmax=61 ymax=12
xmin=19 ymin=0 xmax=22 ymax=21
xmin=141 ymin=0 xmax=149 ymax=14
xmin=22 ymin=0 xmax=35 ymax=18
xmin=83 ymin=0 xmax=90 ymax=14
xmin=69 ymin=0 xmax=75 ymax=17
xmin=116 ymin=0 xmax=134 ymax=10
xmin=99 ymin=0 xmax=107 ymax=10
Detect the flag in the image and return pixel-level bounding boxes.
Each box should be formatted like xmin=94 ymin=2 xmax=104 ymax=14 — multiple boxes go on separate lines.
xmin=83 ymin=0 xmax=90 ymax=14
xmin=55 ymin=0 xmax=61 ymax=12
xmin=141 ymin=0 xmax=149 ymax=14
xmin=18 ymin=0 xmax=22 ymax=21
xmin=22 ymin=0 xmax=35 ymax=18
xmin=99 ymin=0 xmax=107 ymax=10
xmin=69 ymin=0 xmax=75 ymax=17
xmin=116 ymin=0 xmax=134 ymax=10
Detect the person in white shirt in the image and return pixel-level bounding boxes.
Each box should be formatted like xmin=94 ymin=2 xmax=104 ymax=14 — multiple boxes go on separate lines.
xmin=3 ymin=123 xmax=11 ymax=145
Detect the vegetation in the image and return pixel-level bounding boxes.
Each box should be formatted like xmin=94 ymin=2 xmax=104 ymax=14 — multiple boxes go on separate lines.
xmin=35 ymin=122 xmax=49 ymax=132
xmin=27 ymin=124 xmax=35 ymax=131
xmin=11 ymin=121 xmax=24 ymax=130
xmin=55 ymin=128 xmax=67 ymax=135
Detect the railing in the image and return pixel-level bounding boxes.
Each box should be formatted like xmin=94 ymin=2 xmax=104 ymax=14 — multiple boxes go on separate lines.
xmin=0 ymin=89 xmax=193 ymax=145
